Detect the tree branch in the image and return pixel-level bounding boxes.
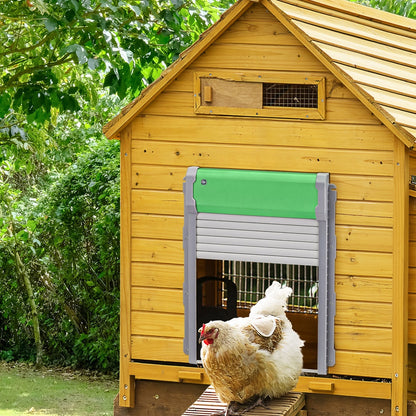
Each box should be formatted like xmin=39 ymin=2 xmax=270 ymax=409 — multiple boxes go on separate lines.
xmin=1 ymin=53 xmax=74 ymax=91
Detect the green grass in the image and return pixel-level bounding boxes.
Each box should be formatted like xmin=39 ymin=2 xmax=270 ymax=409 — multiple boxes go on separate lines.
xmin=0 ymin=362 xmax=118 ymax=416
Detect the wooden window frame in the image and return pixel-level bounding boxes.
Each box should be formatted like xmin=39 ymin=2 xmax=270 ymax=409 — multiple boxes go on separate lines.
xmin=194 ymin=71 xmax=326 ymax=120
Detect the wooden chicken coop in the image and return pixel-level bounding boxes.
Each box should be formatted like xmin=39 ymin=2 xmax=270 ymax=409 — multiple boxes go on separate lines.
xmin=103 ymin=0 xmax=416 ymax=414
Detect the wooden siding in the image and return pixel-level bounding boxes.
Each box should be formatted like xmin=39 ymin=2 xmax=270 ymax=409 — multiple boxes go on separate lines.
xmin=128 ymin=3 xmax=395 ymax=378
xmin=409 ymin=160 xmax=416 ymax=343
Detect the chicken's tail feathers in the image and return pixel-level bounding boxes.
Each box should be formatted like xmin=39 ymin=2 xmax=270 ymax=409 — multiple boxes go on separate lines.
xmin=265 ymin=281 xmax=293 ymax=301
xmin=249 ymin=281 xmax=292 ymax=318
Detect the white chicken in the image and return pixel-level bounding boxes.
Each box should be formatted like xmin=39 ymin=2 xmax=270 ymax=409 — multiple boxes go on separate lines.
xmin=199 ymin=281 xmax=304 ymax=416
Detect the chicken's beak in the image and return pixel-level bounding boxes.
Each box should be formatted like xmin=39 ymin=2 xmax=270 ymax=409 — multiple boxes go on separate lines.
xmin=198 ymin=324 xmax=206 ymax=344
xmin=198 ymin=333 xmax=206 ymax=344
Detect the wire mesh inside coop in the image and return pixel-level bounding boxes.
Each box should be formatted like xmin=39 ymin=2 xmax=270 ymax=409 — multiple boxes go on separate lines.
xmin=221 ymin=261 xmax=318 ymax=313
xmin=263 ymin=83 xmax=318 ymax=108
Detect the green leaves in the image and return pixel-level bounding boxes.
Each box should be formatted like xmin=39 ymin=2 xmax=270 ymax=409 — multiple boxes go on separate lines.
xmin=349 ymin=0 xmax=416 ymax=18
xmin=0 ymin=94 xmax=12 ymax=118
xmin=44 ymin=17 xmax=59 ymax=32
xmin=1 ymin=0 xmax=236 ymax=128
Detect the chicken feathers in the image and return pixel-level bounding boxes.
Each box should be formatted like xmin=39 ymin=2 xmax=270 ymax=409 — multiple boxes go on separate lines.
xmin=199 ymin=281 xmax=304 ymax=413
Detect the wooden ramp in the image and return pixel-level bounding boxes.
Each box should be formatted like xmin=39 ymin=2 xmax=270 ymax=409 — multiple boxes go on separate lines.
xmin=182 ymin=386 xmax=305 ymax=415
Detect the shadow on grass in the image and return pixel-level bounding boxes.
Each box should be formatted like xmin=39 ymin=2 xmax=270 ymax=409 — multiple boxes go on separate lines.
xmin=0 ymin=362 xmax=118 ymax=416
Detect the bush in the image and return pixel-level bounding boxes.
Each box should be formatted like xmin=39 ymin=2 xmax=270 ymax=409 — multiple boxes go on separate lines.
xmin=40 ymin=138 xmax=120 ymax=372
xmin=0 ymin=139 xmax=120 ymax=373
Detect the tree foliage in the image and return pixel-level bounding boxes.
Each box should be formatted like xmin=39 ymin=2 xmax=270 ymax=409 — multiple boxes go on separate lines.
xmin=0 ymin=0 xmax=233 ymax=129
xmin=349 ymin=0 xmax=416 ymax=17
xmin=0 ymin=0 xmax=235 ymax=371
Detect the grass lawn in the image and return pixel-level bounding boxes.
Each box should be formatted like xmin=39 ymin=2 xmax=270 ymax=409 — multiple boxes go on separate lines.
xmin=0 ymin=362 xmax=118 ymax=416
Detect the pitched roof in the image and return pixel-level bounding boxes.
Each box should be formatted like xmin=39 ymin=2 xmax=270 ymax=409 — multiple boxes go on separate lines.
xmin=104 ymin=0 xmax=416 ymax=148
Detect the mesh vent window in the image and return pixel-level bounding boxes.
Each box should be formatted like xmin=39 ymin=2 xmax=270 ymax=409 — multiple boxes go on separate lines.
xmin=263 ymin=83 xmax=318 ymax=108
xmin=222 ymin=260 xmax=319 ymax=314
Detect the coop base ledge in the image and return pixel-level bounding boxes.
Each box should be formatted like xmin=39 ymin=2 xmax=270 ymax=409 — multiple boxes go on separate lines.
xmin=114 ymin=379 xmax=401 ymax=416
xmin=126 ymin=362 xmax=391 ymax=400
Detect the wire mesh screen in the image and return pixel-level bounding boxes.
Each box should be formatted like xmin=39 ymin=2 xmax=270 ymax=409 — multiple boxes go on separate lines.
xmin=263 ymin=83 xmax=318 ymax=108
xmin=222 ymin=261 xmax=319 ymax=314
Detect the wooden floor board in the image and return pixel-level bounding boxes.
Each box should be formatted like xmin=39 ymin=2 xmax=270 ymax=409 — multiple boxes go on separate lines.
xmin=182 ymin=386 xmax=305 ymax=415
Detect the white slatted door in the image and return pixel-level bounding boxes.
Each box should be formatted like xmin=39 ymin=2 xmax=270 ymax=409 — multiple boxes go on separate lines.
xmin=196 ymin=213 xmax=319 ymax=266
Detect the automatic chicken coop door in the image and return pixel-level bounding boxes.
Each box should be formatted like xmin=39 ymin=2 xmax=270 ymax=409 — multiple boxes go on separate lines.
xmin=183 ymin=167 xmax=336 ymax=374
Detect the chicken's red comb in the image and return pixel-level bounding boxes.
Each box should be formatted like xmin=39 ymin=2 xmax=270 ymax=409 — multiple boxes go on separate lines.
xmin=201 ymin=323 xmax=206 ymax=334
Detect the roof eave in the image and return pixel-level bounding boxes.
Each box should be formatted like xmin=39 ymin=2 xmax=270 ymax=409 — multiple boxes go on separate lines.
xmin=262 ymin=0 xmax=415 ymax=148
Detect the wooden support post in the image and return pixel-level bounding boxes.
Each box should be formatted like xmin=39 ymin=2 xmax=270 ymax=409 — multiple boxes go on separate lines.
xmin=119 ymin=125 xmax=135 ymax=408
xmin=392 ymin=139 xmax=409 ymax=416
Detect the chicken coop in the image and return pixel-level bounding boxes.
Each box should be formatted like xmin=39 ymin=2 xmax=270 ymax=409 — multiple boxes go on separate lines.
xmin=103 ymin=0 xmax=416 ymax=414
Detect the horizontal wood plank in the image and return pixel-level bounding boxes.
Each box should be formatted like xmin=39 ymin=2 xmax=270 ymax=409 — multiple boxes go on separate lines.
xmin=128 ymin=361 xmax=209 ymax=384
xmin=132 ymin=189 xmax=183 ymax=215
xmin=192 ymin=43 xmax=327 ymax=71
xmin=334 ymin=325 xmax=391 ymax=353
xmin=335 ymin=225 xmax=392 ymax=252
xmin=132 ymin=214 xmax=183 ymax=239
xmin=131 ymin=237 xmax=183 ymax=264
xmin=217 ymin=18 xmax=302 ymax=46
xmin=133 ymin=114 xmax=395 ymax=150
xmin=295 ymin=376 xmax=391 ymax=399
xmin=335 ymin=275 xmax=392 ymax=303
xmin=132 ymin=165 xmax=187 ymax=191
xmin=409 ymin=293 xmax=416 ymax=319
xmin=131 ymin=140 xmax=394 ymax=176
xmin=336 ymin=200 xmax=393 ymax=227
xmin=329 ymin=350 xmax=391 ymax=378
xmin=336 ymin=251 xmax=393 ymax=278
xmin=131 ymin=335 xmax=188 ymax=362
xmin=239 ymin=3 xmax=276 ymax=21
xmin=131 ymin=262 xmax=184 ymax=289
xmin=131 ymin=311 xmax=184 ymax=337
xmin=331 ymin=174 xmax=393 ymax=202
xmin=131 ymin=287 xmax=184 ymax=313
xmin=409 ymin=268 xmax=416 ymax=293
xmin=409 ymin=215 xmax=416 ymax=240
xmin=409 ymin=320 xmax=416 ymax=344
xmin=335 ymin=300 xmax=392 ymax=328
xmin=410 ymin=242 xmax=416 ymax=267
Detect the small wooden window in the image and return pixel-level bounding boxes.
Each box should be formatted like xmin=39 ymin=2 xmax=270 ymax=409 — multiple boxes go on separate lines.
xmin=194 ymin=71 xmax=325 ymax=119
